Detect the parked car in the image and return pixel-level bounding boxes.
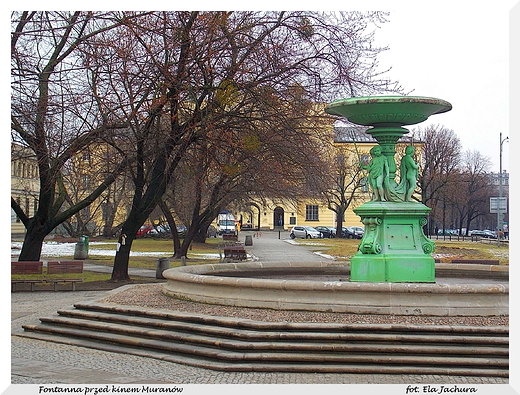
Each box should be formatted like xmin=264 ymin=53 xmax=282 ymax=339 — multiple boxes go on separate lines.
xmin=136 ymin=224 xmax=154 ymax=237
xmin=342 ymin=226 xmax=364 ymax=239
xmin=349 ymin=226 xmax=364 ymax=238
xmin=314 ymin=226 xmax=335 ymax=238
xmin=289 ymin=226 xmax=322 ymax=239
xmin=176 ymin=225 xmax=187 ymax=238
xmin=469 ymin=230 xmax=497 ymax=239
xmin=149 ymin=224 xmax=173 ymax=234
xmin=437 ymin=229 xmax=458 ymax=236
xmin=341 ymin=227 xmax=355 ymax=238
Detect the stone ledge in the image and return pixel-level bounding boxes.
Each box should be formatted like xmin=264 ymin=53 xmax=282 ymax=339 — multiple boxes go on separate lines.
xmin=162 ymin=262 xmax=508 ymax=316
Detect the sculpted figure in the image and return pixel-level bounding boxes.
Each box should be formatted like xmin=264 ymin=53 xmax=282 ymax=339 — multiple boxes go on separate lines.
xmin=399 ymin=145 xmax=419 ymax=202
xmin=360 ymin=146 xmax=389 ymax=201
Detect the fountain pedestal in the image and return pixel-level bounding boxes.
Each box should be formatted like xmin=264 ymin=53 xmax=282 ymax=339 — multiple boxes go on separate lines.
xmin=351 ymin=201 xmax=434 ymax=282
xmin=326 ymin=96 xmax=452 ymax=283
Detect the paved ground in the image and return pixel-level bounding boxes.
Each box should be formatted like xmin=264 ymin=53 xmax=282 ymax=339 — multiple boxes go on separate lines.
xmin=10 ymin=231 xmax=510 ymax=386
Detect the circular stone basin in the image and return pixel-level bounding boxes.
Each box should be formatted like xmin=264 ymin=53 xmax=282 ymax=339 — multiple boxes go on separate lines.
xmin=162 ymin=261 xmax=508 ymax=316
xmin=325 ymin=96 xmax=452 ymax=127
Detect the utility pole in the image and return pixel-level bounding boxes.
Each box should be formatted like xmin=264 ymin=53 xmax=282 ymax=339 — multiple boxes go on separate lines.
xmin=497 ymin=132 xmax=508 ymax=246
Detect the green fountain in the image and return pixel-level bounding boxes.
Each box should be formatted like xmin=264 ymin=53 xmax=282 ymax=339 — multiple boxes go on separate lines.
xmin=326 ymin=96 xmax=452 ymax=282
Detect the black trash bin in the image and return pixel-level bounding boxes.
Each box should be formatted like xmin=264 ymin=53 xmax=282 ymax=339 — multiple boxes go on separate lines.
xmin=156 ymin=258 xmax=170 ymax=279
xmin=245 ymin=235 xmax=253 ymax=246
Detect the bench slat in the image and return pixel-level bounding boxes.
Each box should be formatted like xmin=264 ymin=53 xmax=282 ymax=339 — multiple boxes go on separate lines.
xmin=11 ymin=262 xmax=44 ymax=291
xmin=12 ymin=261 xmax=84 ymax=292
xmin=11 ymin=261 xmax=43 ymax=275
xmin=47 ymin=261 xmax=83 ymax=274
xmin=223 ymin=246 xmax=247 ymax=260
xmin=46 ymin=261 xmax=84 ymax=291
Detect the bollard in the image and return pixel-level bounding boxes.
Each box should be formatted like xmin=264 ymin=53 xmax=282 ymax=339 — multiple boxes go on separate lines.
xmin=156 ymin=257 xmax=170 ymax=279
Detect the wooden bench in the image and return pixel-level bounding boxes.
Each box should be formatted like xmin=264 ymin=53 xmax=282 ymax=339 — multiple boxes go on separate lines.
xmin=223 ymin=246 xmax=247 ymax=261
xmin=45 ymin=261 xmax=84 ymax=291
xmin=11 ymin=261 xmax=44 ymax=292
xmin=451 ymin=259 xmax=500 ymax=265
xmin=223 ymin=234 xmax=238 ymax=241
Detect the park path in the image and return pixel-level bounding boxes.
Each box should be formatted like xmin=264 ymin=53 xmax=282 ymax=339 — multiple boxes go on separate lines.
xmin=242 ymin=230 xmax=330 ymax=264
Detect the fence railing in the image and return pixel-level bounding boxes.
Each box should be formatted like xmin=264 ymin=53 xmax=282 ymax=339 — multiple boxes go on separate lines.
xmin=429 ymin=234 xmax=509 ymax=244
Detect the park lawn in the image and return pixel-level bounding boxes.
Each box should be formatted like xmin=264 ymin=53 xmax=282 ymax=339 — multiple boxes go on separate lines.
xmin=86 ymin=237 xmax=221 ymax=269
xmin=430 ymin=240 xmax=509 ymax=264
xmin=291 ymin=238 xmax=509 ymax=264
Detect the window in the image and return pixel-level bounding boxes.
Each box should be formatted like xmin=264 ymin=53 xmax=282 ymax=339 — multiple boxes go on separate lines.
xmin=81 ymin=174 xmax=91 ymax=188
xmin=360 ymin=176 xmax=369 ymax=193
xmin=305 ymin=205 xmax=319 ymax=221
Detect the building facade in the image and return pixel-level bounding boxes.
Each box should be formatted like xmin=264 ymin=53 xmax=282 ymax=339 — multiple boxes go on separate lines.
xmin=235 ymin=126 xmax=421 ymax=231
xmin=11 ymin=143 xmax=40 ymax=237
xmin=12 ymin=126 xmax=423 ymax=237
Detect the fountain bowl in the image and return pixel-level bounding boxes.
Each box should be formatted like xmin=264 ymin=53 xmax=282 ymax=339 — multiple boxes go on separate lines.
xmin=325 ymin=96 xmax=452 ymax=127
xmin=162 ymin=261 xmax=508 ymax=316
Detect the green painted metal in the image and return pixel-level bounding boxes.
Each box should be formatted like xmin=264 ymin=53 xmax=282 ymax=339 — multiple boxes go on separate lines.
xmin=325 ymin=96 xmax=452 ymax=127
xmin=350 ymin=201 xmax=435 ymax=282
xmin=325 ymin=96 xmax=451 ymax=283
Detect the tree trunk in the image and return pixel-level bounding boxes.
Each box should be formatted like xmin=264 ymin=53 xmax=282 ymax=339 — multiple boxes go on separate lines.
xmin=335 ymin=206 xmax=345 ymax=238
xmin=193 ymin=225 xmax=209 ymax=243
xmin=111 ymin=243 xmax=132 ymax=281
xmin=111 ymin=222 xmax=140 ymax=281
xmin=175 ymin=224 xmax=201 ymax=259
xmin=18 ymin=223 xmax=47 ymax=261
xmin=158 ymin=199 xmax=180 ymax=256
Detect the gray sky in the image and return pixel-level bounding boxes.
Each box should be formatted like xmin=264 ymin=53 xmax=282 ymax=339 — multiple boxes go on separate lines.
xmin=371 ymin=1 xmax=513 ymax=172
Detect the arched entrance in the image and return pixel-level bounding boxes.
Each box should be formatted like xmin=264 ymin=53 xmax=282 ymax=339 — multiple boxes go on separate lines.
xmin=273 ymin=207 xmax=284 ymax=230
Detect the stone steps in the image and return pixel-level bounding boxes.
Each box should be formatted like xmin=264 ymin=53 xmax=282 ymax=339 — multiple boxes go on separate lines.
xmin=20 ymin=303 xmax=509 ymax=377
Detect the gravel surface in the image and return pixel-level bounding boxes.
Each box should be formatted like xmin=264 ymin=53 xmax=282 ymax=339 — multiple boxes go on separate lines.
xmin=100 ymin=283 xmax=509 ymax=326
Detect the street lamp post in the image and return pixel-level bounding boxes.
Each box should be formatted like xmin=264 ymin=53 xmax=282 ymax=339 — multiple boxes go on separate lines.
xmin=497 ymin=132 xmax=509 ymax=246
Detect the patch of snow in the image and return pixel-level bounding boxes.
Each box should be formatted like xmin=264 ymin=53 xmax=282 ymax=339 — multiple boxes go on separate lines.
xmin=314 ymin=251 xmax=335 ymax=260
xmin=10 ymin=241 xmax=211 ymax=258
xmin=432 ymin=253 xmax=456 ymax=258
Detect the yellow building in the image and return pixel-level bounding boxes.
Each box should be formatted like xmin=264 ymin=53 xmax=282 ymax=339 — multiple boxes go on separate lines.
xmin=11 ymin=143 xmax=40 ymax=236
xmin=60 ymin=143 xmax=132 ymax=236
xmin=236 ymin=125 xmax=419 ymax=231
xmin=11 ymin=142 xmax=131 ymax=238
xmin=12 ymin=125 xmax=421 ymax=237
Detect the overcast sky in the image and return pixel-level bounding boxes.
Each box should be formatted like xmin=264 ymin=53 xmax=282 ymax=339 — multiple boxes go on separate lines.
xmin=369 ymin=1 xmax=514 ymax=173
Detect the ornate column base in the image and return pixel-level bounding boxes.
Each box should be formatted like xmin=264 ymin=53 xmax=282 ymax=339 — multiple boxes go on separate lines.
xmin=350 ymin=201 xmax=435 ymax=283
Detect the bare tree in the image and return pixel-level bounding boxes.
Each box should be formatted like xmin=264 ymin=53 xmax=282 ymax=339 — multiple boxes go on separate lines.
xmin=414 ymin=125 xmax=462 ymax=234
xmin=11 ymin=12 xmax=132 ymax=260
xmin=453 ymin=150 xmax=494 ymax=234
xmin=88 ymin=11 xmax=398 ymax=280
xmin=326 ymin=151 xmax=367 ymax=236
